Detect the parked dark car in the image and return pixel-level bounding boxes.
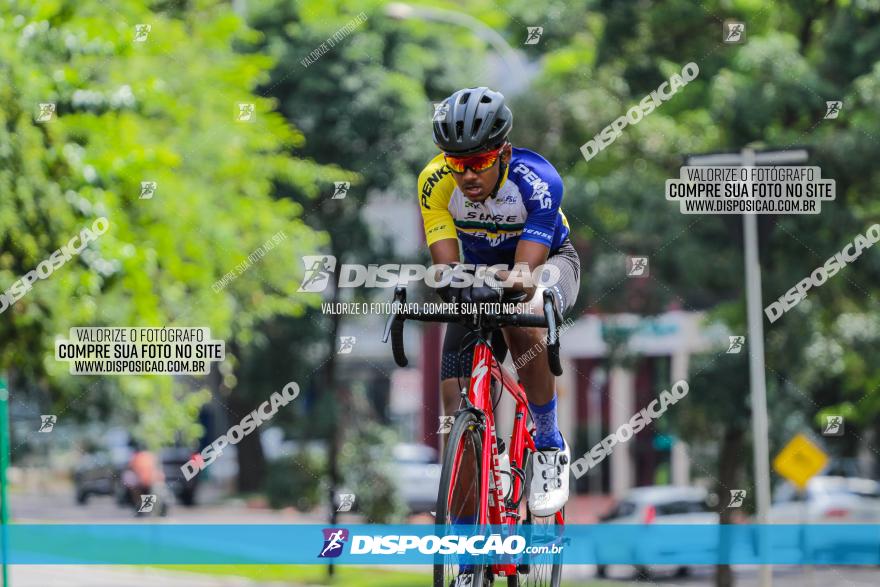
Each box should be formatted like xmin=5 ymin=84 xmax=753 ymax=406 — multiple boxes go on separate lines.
xmin=72 ymin=428 xmax=131 ymax=505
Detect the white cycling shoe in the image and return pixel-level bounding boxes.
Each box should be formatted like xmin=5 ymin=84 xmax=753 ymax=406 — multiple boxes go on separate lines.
xmin=452 ymin=572 xmax=474 ymax=586
xmin=528 ymin=439 xmax=570 ymax=517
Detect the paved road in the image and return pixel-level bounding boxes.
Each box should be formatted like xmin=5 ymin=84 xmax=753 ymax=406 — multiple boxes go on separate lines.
xmin=10 ymin=489 xmax=329 ymax=524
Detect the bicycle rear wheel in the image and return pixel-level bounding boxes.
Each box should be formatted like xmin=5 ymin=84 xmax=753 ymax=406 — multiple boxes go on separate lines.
xmin=510 ymin=450 xmax=563 ymax=587
xmin=434 ymin=410 xmax=487 ymax=587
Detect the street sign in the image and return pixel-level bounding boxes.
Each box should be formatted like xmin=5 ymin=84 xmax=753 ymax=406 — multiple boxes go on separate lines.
xmin=772 ymin=433 xmax=828 ymax=490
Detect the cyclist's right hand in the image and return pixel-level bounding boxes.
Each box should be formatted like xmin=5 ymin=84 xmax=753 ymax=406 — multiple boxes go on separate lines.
xmin=435 ymin=263 xmax=502 ymax=305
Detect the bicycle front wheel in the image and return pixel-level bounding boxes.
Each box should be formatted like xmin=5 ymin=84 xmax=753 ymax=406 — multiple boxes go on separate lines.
xmin=434 ymin=410 xmax=487 ymax=587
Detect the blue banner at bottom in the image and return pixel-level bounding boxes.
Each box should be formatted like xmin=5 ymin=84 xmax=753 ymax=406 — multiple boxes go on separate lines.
xmin=6 ymin=524 xmax=880 ymax=565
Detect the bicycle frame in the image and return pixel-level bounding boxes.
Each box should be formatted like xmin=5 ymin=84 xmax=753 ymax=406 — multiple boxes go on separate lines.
xmin=447 ymin=338 xmax=564 ymax=578
xmin=382 ymin=285 xmax=566 ymax=581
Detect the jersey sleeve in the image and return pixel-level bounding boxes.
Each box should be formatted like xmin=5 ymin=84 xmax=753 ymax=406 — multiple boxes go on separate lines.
xmin=418 ymin=157 xmax=458 ymax=246
xmin=520 ymin=162 xmax=564 ymax=248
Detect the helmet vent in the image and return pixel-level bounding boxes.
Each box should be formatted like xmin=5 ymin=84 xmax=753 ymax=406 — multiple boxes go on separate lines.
xmin=455 ymin=120 xmax=464 ymax=140
xmin=481 ymin=95 xmax=492 ymax=103
xmin=472 ymin=117 xmax=483 ymax=135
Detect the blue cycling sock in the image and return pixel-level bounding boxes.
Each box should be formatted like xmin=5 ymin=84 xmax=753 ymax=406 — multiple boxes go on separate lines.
xmin=529 ymin=394 xmax=565 ymax=450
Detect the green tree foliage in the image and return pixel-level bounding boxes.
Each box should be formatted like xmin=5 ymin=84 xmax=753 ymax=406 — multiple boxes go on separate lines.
xmin=0 ymin=0 xmax=329 ymax=446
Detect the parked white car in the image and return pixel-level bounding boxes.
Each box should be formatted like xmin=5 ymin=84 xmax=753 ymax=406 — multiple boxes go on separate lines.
xmin=596 ymin=485 xmax=719 ymax=579
xmin=333 ymin=442 xmax=441 ymax=514
xmin=769 ymin=476 xmax=880 ymax=523
xmin=768 ymin=476 xmax=880 ymax=563
xmin=390 ymin=443 xmax=442 ymax=514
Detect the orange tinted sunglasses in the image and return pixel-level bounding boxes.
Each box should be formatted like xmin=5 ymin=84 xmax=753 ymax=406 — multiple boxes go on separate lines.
xmin=444 ymin=146 xmax=503 ymax=174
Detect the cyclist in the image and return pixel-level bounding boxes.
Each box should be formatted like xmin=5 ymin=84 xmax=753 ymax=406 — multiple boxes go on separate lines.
xmin=419 ymin=87 xmax=580 ymax=553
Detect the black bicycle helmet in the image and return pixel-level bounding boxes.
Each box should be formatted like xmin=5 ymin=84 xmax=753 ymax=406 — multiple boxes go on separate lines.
xmin=432 ymin=87 xmax=513 ymax=155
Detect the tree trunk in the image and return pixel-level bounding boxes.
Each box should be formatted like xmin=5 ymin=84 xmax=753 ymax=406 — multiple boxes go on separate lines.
xmin=715 ymin=425 xmax=744 ymax=587
xmin=225 ymin=340 xmax=266 ymax=494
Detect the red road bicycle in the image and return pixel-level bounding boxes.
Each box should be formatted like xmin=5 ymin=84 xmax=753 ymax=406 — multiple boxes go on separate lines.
xmin=384 ymin=285 xmax=566 ymax=586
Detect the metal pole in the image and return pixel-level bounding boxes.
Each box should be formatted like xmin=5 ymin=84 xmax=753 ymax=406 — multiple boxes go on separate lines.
xmin=741 ymin=148 xmax=773 ymax=587
xmin=0 ymin=376 xmax=10 ymax=587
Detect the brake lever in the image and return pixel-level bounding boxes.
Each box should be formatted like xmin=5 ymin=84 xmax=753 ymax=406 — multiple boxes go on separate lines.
xmin=381 ymin=286 xmax=407 ymax=343
xmin=543 ymin=289 xmax=558 ymax=345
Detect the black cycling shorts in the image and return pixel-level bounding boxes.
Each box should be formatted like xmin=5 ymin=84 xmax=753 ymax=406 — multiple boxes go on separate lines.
xmin=440 ymin=239 xmax=580 ymax=380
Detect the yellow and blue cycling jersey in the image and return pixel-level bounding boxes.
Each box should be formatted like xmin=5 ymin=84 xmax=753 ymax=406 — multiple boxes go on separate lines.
xmin=418 ymin=147 xmax=570 ymax=265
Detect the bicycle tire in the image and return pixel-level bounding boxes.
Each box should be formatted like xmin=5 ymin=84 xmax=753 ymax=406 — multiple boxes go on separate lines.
xmin=434 ymin=410 xmax=488 ymax=587
xmin=509 ymin=450 xmax=563 ymax=587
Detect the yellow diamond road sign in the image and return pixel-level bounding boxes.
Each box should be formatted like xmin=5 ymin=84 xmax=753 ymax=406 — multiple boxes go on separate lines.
xmin=772 ymin=433 xmax=829 ymax=490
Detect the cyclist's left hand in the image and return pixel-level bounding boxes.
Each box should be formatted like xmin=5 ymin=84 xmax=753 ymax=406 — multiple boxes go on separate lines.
xmin=461 ymin=284 xmax=502 ymax=304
